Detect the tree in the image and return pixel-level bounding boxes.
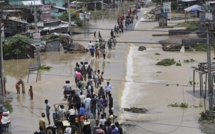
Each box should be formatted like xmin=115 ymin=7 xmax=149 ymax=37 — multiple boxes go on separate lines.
xmin=59 ymin=12 xmax=83 ymax=27
xmin=3 ymin=34 xmax=33 ymax=59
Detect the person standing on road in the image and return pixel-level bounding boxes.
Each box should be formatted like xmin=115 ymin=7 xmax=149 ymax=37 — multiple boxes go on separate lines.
xmin=114 ymin=25 xmax=117 ymax=35
xmin=95 ymin=41 xmax=99 ymax=48
xmin=94 ymin=31 xmax=96 ymax=38
xmin=71 ymin=90 xmax=81 ymax=113
xmin=45 ymin=99 xmax=51 ymax=125
xmin=113 ymin=36 xmax=117 ymax=47
xmin=108 ymin=39 xmax=112 ymax=50
xmin=110 ymin=29 xmax=114 ymax=38
xmin=101 ymin=48 xmax=106 ymax=60
xmin=98 ymin=85 xmax=105 ymax=97
xmin=79 ymin=92 xmax=86 ymax=104
xmin=63 ymin=81 xmax=72 ymax=99
xmin=39 ymin=113 xmax=46 ymax=132
xmin=105 ymin=82 xmax=112 ymax=98
xmin=89 ymin=41 xmax=93 ymax=50
xmin=93 ymin=71 xmax=99 ymax=88
xmin=91 ymin=95 xmax=97 ymax=119
xmin=85 ymin=94 xmax=91 ymax=118
xmin=109 ymin=93 xmax=113 ymax=110
xmin=98 ymin=31 xmax=102 ymax=39
xmin=95 ymin=47 xmax=100 ymax=59
xmin=81 ymin=64 xmax=87 ymax=81
xmin=90 ymin=46 xmax=95 ymax=57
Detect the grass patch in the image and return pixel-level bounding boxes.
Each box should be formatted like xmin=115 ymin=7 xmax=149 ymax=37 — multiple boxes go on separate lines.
xmin=174 ymin=21 xmax=199 ymax=30
xmin=156 ymin=58 xmax=176 ymax=66
xmin=156 ymin=71 xmax=162 ymax=73
xmin=39 ymin=65 xmax=52 ymax=70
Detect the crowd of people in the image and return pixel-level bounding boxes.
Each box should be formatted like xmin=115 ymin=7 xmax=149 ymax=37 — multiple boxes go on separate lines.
xmin=34 ymin=4 xmax=144 ymax=134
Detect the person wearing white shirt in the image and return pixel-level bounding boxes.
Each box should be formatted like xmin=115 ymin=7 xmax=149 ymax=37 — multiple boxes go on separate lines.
xmin=88 ymin=41 xmax=93 ymax=49
xmin=68 ymin=105 xmax=78 ymax=125
xmin=79 ymin=92 xmax=86 ymax=104
xmin=99 ymin=114 xmax=106 ymax=125
xmin=104 ymin=82 xmax=112 ymax=97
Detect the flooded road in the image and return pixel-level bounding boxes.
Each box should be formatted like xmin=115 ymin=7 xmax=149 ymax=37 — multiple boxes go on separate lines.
xmin=3 ymin=2 xmax=213 ymax=134
xmin=4 ymin=3 xmax=134 ymax=132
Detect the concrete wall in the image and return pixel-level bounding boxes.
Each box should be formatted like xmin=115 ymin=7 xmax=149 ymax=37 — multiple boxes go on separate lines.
xmin=45 ymin=40 xmax=61 ymax=52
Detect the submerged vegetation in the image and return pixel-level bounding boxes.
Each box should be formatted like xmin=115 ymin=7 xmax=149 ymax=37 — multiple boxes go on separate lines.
xmin=39 ymin=65 xmax=52 ymax=70
xmin=156 ymin=58 xmax=176 ymax=66
xmin=168 ymin=102 xmax=188 ymax=108
xmin=184 ymin=59 xmax=195 ymax=63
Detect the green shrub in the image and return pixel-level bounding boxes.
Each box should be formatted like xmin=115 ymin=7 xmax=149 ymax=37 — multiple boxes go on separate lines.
xmin=156 ymin=58 xmax=176 ymax=66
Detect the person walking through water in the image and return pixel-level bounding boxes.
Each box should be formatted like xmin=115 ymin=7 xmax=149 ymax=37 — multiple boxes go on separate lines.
xmin=108 ymin=39 xmax=112 ymax=50
xmin=28 ymin=85 xmax=33 ymax=100
xmin=94 ymin=31 xmax=96 ymax=38
xmin=113 ymin=36 xmax=117 ymax=47
xmin=110 ymin=29 xmax=114 ymax=38
xmin=45 ymin=99 xmax=51 ymax=125
xmin=98 ymin=31 xmax=102 ymax=39
xmin=95 ymin=47 xmax=100 ymax=59
xmin=16 ymin=79 xmax=25 ymax=94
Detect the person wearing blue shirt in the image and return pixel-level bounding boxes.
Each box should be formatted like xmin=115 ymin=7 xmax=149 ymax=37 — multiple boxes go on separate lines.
xmin=79 ymin=104 xmax=86 ymax=116
xmin=45 ymin=99 xmax=51 ymax=125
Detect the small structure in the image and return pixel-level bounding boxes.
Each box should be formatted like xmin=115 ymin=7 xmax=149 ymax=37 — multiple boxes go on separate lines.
xmin=184 ymin=4 xmax=201 ymax=19
xmin=4 ymin=17 xmax=29 ymax=37
xmin=46 ymin=39 xmax=61 ymax=52
xmin=158 ymin=12 xmax=168 ymax=27
xmin=192 ymin=62 xmax=215 ymax=97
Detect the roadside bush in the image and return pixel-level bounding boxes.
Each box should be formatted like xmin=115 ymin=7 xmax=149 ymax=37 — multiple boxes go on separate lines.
xmin=171 ymin=2 xmax=177 ymax=10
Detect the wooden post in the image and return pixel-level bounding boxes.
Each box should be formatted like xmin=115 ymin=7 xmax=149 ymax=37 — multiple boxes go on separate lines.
xmin=27 ymin=64 xmax=31 ymax=83
xmin=205 ymin=73 xmax=208 ymax=98
xmin=199 ymin=72 xmax=202 ymax=96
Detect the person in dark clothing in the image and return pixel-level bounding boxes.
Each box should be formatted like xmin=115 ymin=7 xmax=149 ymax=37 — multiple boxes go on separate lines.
xmin=87 ymin=65 xmax=93 ymax=79
xmin=110 ymin=29 xmax=114 ymax=38
xmin=115 ymin=122 xmax=123 ymax=134
xmin=90 ymin=46 xmax=95 ymax=57
xmin=109 ymin=93 xmax=113 ymax=110
xmin=39 ymin=126 xmax=45 ymax=134
xmin=71 ymin=90 xmax=81 ymax=113
xmin=91 ymin=95 xmax=98 ymax=119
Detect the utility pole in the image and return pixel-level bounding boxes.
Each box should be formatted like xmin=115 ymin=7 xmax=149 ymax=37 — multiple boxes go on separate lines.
xmin=68 ymin=0 xmax=72 ymax=37
xmin=207 ymin=23 xmax=213 ymax=112
xmin=102 ymin=0 xmax=103 ymax=11
xmin=34 ymin=0 xmax=38 ymax=33
xmin=94 ymin=0 xmax=96 ymax=12
xmin=0 ymin=14 xmax=5 ymax=102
